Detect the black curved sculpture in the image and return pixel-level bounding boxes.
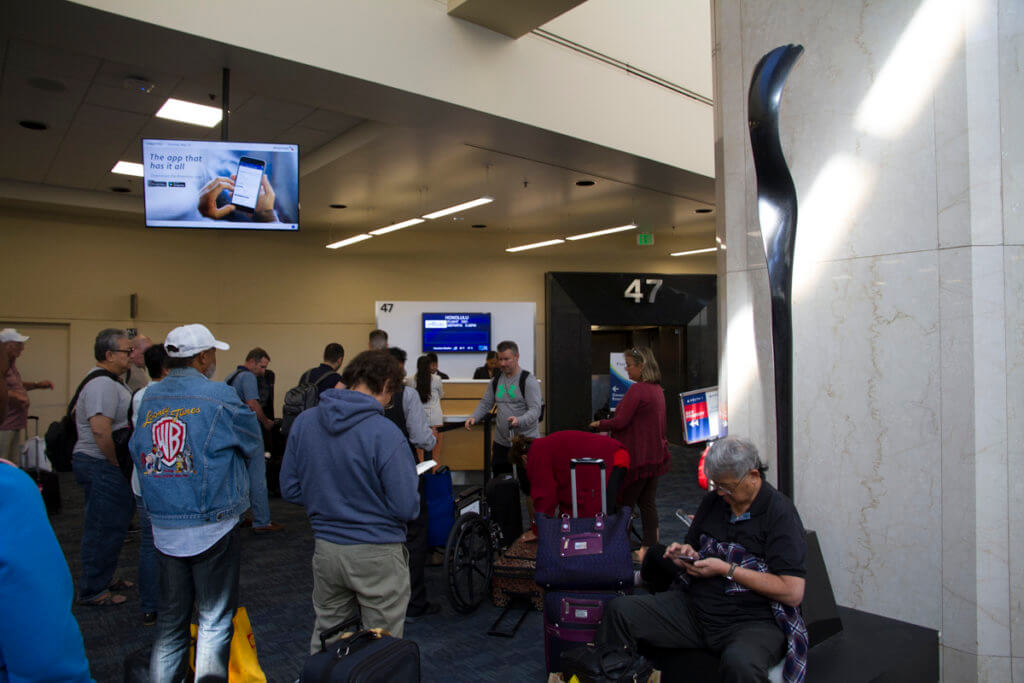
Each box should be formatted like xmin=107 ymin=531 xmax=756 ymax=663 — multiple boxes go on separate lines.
xmin=748 ymin=44 xmax=803 ymax=500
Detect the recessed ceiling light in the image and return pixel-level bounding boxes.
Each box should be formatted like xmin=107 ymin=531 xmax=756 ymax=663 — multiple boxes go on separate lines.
xmin=109 ymin=186 xmax=132 ymax=193
xmin=369 ymin=218 xmax=424 ymax=236
xmin=575 ymin=180 xmax=595 ymax=187
xmin=27 ymin=77 xmax=66 ymax=93
xmin=670 ymin=247 xmax=717 ymax=257
xmin=566 ymin=223 xmax=637 ymax=241
xmin=329 ymin=204 xmax=347 ymax=209
xmin=155 ymin=98 xmax=222 ymax=127
xmin=506 ymin=239 xmax=565 ymax=253
xmin=326 ymin=234 xmax=373 ymax=249
xmin=695 ymin=208 xmax=713 ymax=214
xmin=422 ymin=196 xmax=493 ymax=220
xmin=472 ymin=224 xmax=487 ymax=229
xmin=18 ymin=120 xmax=48 ymax=131
xmin=111 ymin=161 xmax=144 ymax=177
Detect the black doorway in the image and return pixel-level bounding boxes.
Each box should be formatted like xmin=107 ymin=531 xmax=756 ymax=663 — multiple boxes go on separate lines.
xmin=545 ymin=272 xmax=717 ymax=443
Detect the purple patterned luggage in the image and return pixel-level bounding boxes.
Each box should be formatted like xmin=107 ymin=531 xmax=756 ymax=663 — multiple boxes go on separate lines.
xmin=543 ymin=590 xmax=630 ymax=673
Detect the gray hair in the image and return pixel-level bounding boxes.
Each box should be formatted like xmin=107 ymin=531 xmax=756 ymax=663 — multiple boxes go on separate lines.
xmin=94 ymin=328 xmax=128 ymax=361
xmin=705 ymin=437 xmax=763 ymax=482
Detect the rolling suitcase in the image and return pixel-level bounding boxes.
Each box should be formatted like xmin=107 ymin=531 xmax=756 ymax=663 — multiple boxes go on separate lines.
xmin=543 ymin=590 xmax=629 ymax=673
xmin=22 ymin=416 xmax=60 ymax=515
xmin=301 ymin=616 xmax=420 ymax=683
xmin=484 ymin=473 xmax=522 ymax=548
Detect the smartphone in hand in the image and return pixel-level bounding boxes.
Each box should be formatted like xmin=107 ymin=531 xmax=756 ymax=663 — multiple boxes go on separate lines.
xmin=230 ymin=156 xmax=266 ymax=214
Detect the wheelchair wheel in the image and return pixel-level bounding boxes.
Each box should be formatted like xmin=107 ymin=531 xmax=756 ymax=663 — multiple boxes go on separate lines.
xmin=443 ymin=511 xmax=493 ymax=614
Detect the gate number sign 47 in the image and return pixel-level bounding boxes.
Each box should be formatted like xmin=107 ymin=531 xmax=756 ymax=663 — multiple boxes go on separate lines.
xmin=623 ymin=278 xmax=664 ymax=304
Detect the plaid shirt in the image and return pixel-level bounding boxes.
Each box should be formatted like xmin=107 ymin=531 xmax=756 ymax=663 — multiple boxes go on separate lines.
xmin=680 ymin=533 xmax=809 ymax=683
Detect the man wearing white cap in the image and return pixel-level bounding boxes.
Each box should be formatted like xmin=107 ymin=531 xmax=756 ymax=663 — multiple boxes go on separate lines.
xmin=0 ymin=328 xmax=53 ymax=466
xmin=129 ymin=323 xmax=263 ymax=682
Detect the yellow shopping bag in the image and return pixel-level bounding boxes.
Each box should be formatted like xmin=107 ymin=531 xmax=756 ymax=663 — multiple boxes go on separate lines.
xmin=189 ymin=606 xmax=266 ymax=683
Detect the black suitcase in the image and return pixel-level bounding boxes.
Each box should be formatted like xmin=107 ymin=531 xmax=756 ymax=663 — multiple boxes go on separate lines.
xmin=484 ymin=474 xmax=522 ymax=548
xmin=302 ymin=616 xmax=420 ymax=683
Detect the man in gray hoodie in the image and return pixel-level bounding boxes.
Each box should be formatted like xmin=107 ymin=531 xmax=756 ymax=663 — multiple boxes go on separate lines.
xmin=281 ymin=350 xmax=420 ymax=649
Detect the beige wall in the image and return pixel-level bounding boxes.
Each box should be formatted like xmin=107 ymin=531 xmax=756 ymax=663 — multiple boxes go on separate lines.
xmin=2 ymin=208 xmax=714 ymax=412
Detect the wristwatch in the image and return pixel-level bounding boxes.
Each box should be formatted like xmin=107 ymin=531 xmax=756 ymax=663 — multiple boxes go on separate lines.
xmin=726 ymin=563 xmax=738 ymax=581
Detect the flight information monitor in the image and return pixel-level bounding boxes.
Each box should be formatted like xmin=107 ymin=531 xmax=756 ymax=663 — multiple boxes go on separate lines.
xmin=422 ymin=313 xmax=491 ymax=353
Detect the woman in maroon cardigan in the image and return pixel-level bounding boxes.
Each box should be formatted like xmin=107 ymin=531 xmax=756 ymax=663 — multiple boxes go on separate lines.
xmin=589 ymin=346 xmax=670 ymax=558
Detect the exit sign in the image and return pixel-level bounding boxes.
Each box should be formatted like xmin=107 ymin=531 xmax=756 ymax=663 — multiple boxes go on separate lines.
xmin=636 ymin=232 xmax=654 ymax=246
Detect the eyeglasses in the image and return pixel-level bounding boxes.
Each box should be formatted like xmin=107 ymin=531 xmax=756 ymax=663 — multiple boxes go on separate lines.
xmin=712 ymin=471 xmax=749 ymax=496
xmin=109 ymin=346 xmax=135 ymax=355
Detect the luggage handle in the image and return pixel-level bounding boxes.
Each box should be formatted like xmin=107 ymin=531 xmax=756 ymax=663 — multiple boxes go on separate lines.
xmin=26 ymin=415 xmax=40 ymax=439
xmin=333 ymin=629 xmax=382 ymax=658
xmin=318 ymin=615 xmax=363 ymax=650
xmin=569 ymin=458 xmax=607 ymax=518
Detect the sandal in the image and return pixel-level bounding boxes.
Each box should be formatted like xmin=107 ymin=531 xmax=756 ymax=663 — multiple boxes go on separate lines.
xmin=108 ymin=578 xmax=135 ymax=591
xmin=78 ymin=591 xmax=127 ymax=607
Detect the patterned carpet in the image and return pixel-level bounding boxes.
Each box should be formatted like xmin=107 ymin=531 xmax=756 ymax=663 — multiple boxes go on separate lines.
xmin=50 ymin=444 xmax=706 ymax=682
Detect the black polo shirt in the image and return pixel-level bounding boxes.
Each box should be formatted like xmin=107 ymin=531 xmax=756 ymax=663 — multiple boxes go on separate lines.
xmin=683 ymin=476 xmax=806 ymax=629
xmin=303 ymin=364 xmax=342 ymax=397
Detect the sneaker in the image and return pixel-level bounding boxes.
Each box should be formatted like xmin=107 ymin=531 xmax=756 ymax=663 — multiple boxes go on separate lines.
xmin=253 ymin=522 xmax=285 ymax=534
xmin=143 ymin=612 xmax=158 ymax=626
xmin=405 ymin=601 xmax=441 ymax=623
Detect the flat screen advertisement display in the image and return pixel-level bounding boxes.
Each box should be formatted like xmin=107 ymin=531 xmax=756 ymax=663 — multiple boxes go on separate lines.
xmin=142 ymin=139 xmax=299 ymax=230
xmin=422 ymin=313 xmax=491 ymax=353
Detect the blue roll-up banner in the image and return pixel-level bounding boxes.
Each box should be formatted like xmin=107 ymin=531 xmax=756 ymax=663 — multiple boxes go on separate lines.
xmin=609 ymin=353 xmax=633 ymax=412
xmin=681 ymin=386 xmax=725 ymax=444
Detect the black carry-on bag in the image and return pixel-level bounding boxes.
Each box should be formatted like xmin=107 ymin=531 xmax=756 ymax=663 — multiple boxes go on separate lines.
xmin=22 ymin=416 xmax=61 ymax=515
xmin=301 ymin=615 xmax=421 ymax=683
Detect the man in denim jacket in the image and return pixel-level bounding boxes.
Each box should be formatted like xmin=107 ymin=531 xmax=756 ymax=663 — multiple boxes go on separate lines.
xmin=129 ymin=323 xmax=263 ymax=683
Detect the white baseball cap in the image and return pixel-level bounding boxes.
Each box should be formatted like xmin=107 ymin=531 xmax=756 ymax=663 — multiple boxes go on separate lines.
xmin=0 ymin=328 xmax=29 ymax=343
xmin=164 ymin=324 xmax=230 ymax=358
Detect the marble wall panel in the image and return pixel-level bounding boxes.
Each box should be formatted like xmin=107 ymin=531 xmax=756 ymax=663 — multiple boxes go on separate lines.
xmin=965 ymin=1 xmax=1004 ymax=247
xmin=1000 ymin=1 xmax=1024 ymax=245
xmin=793 ymin=252 xmax=941 ymax=627
xmin=1007 ymin=247 xmax=1024 ymax=657
xmin=938 ymin=248 xmax=979 ymax=653
xmin=934 ymin=45 xmax=971 ymax=250
xmin=969 ymin=247 xmax=1010 ymax=656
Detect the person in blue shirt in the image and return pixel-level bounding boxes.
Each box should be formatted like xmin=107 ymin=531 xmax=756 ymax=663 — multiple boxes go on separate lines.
xmin=0 ymin=461 xmax=93 ymax=682
xmin=226 ymin=347 xmax=284 ymax=534
xmin=281 ymin=350 xmax=420 ymax=649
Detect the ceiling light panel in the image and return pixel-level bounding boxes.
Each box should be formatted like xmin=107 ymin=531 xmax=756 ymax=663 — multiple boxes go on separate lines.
xmin=506 ymin=239 xmax=565 ymax=253
xmin=326 ymin=234 xmax=373 ymax=249
xmin=155 ymin=98 xmax=223 ymax=127
xmin=369 ymin=218 xmax=425 ymax=236
xmin=422 ymin=196 xmax=493 ymax=219
xmin=670 ymin=247 xmax=718 ymax=257
xmin=565 ymin=223 xmax=637 ymax=241
xmin=111 ymin=161 xmax=144 ymax=177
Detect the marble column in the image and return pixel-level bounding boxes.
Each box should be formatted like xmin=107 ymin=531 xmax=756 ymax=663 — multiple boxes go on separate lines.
xmin=712 ymin=0 xmax=1023 ymax=679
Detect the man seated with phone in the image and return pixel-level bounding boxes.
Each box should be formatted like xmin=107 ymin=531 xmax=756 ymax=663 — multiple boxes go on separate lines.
xmin=595 ymin=437 xmax=809 ymax=683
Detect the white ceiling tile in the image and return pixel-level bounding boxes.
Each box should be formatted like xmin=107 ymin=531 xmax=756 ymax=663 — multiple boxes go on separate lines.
xmin=236 ymin=95 xmax=315 ymax=126
xmin=297 ymin=109 xmax=364 ymax=134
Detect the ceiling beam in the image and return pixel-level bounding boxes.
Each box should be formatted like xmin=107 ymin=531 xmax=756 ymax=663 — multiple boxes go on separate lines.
xmin=447 ymin=0 xmax=589 ymax=39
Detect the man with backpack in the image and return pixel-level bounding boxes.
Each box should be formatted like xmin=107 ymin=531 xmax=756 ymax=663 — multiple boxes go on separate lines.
xmin=227 ymin=348 xmax=284 ymax=534
xmin=464 ymin=339 xmax=543 ymax=479
xmin=279 ymin=343 xmax=345 ymax=441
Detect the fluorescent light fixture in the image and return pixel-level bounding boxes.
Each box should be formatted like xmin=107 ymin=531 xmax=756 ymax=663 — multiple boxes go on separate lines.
xmin=155 ymin=98 xmax=223 ymax=127
xmin=326 ymin=234 xmax=373 ymax=249
xmin=670 ymin=247 xmax=718 ymax=257
xmin=422 ymin=196 xmax=493 ymax=219
xmin=111 ymin=161 xmax=144 ymax=177
xmin=566 ymin=223 xmax=637 ymax=241
xmin=505 ymin=239 xmax=565 ymax=253
xmin=369 ymin=218 xmax=424 ymax=236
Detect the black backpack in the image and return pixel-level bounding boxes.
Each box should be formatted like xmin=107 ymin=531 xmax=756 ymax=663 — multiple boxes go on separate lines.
xmin=280 ymin=369 xmax=329 ymax=437
xmin=491 ymin=369 xmax=545 ymax=422
xmin=45 ymin=369 xmax=125 ymax=472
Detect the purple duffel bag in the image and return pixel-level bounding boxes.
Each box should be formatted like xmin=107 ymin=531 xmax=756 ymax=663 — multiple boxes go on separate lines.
xmin=535 ymin=507 xmax=634 ymax=591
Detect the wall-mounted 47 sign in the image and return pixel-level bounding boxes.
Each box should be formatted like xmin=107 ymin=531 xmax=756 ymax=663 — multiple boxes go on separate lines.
xmin=623 ymin=278 xmax=663 ymax=304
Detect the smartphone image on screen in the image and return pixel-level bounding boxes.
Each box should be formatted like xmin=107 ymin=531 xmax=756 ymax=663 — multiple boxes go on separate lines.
xmin=230 ymin=156 xmax=265 ymax=214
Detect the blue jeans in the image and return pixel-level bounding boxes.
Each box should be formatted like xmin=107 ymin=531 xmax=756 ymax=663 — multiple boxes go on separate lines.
xmin=135 ymin=494 xmax=159 ymax=613
xmin=248 ymin=450 xmax=270 ymax=527
xmin=151 ymin=527 xmax=240 ymax=683
xmin=72 ymin=454 xmax=134 ymax=601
